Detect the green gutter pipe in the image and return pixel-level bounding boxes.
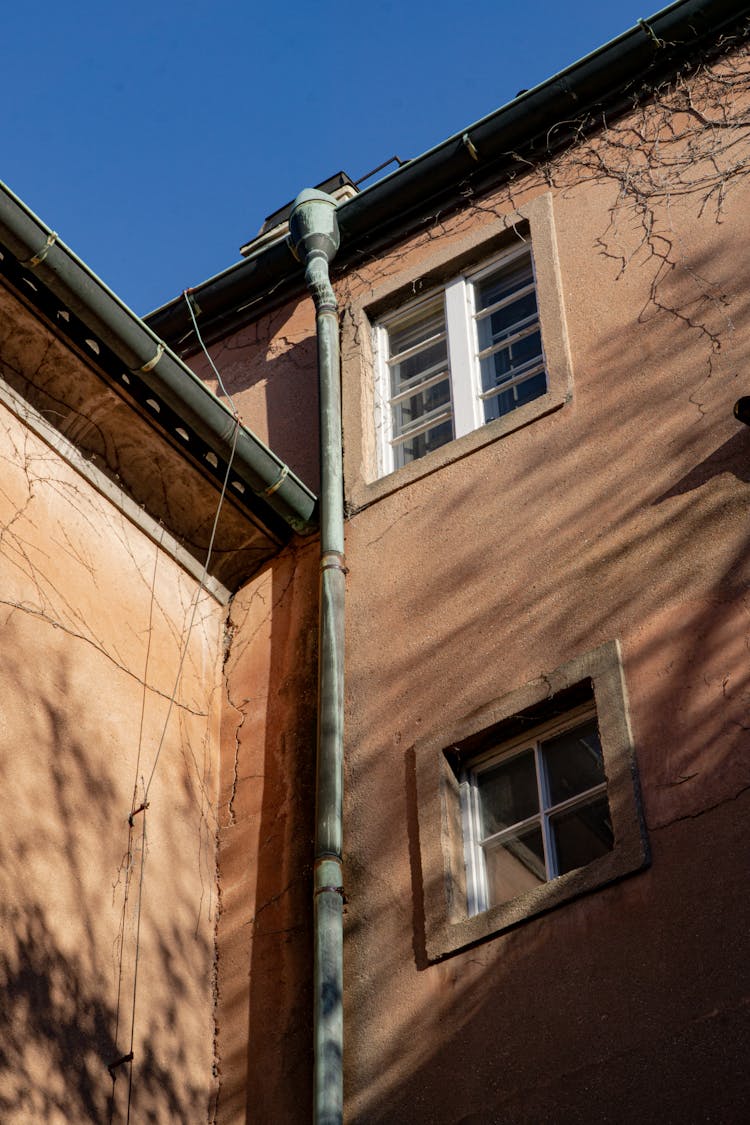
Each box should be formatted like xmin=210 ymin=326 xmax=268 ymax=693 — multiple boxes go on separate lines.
xmin=0 ymin=180 xmax=317 ymax=534
xmin=147 ymin=0 xmax=750 ymax=351
xmin=289 ymin=190 xmax=344 ymax=1125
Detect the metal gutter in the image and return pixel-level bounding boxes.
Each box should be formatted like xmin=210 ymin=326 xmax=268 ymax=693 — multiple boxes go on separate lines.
xmin=0 ymin=180 xmax=317 ymax=535
xmin=146 ymin=0 xmax=750 ymax=352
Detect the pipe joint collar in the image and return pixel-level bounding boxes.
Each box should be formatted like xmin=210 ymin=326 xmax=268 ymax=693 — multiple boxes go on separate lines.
xmin=315 ymin=856 xmax=343 ymax=892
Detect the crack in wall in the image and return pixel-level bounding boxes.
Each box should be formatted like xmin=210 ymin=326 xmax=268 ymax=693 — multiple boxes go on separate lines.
xmin=648 ymin=779 xmax=750 ymax=833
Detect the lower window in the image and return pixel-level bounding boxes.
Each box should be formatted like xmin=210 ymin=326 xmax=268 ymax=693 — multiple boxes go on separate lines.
xmin=413 ymin=641 xmax=650 ymax=960
xmin=461 ymin=705 xmax=613 ymax=916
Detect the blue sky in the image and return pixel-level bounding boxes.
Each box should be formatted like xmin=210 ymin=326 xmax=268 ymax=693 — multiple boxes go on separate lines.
xmin=2 ymin=0 xmax=663 ymax=315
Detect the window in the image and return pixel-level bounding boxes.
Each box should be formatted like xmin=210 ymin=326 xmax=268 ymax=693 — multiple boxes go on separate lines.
xmin=460 ymin=705 xmax=613 ymax=916
xmin=412 ymin=642 xmax=649 ymax=961
xmin=375 ymin=244 xmax=547 ymax=474
xmin=342 ymin=192 xmax=572 ymax=509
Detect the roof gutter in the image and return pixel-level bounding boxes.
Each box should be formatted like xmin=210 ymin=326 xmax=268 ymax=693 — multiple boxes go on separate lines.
xmin=146 ymin=0 xmax=750 ymax=351
xmin=0 ymin=181 xmax=317 ymax=534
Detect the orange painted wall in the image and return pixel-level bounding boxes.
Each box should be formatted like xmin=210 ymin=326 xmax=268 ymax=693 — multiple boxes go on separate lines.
xmin=0 ymin=386 xmax=224 ymax=1122
xmin=212 ymin=55 xmax=750 ymax=1123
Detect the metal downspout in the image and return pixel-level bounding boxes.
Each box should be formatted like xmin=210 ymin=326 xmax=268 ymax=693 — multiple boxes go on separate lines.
xmin=289 ymin=190 xmax=344 ymax=1125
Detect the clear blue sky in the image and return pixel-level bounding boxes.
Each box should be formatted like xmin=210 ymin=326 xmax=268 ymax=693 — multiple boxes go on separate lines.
xmin=2 ymin=0 xmax=662 ymax=315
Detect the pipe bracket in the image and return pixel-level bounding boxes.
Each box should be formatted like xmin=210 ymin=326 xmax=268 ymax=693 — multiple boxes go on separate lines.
xmin=263 ymin=463 xmax=289 ymax=496
xmin=139 ymin=341 xmax=165 ymax=372
xmin=22 ymin=230 xmax=58 ymax=268
xmin=314 ymin=884 xmax=346 ymax=901
xmin=320 ymin=551 xmax=346 ymax=574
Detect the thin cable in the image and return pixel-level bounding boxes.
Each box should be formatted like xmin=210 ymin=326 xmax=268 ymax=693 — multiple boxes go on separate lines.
xmin=109 ymin=539 xmax=161 ymax=1124
xmin=183 ymin=290 xmax=239 ymax=416
xmin=126 ymin=811 xmax=148 ymax=1125
xmin=122 ymin=298 xmax=241 ymax=1119
xmin=143 ymin=419 xmax=239 ymax=800
xmin=143 ymin=297 xmax=240 ymax=798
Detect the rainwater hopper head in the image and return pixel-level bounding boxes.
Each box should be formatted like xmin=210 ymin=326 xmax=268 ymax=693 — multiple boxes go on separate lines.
xmin=288 ymin=188 xmax=340 ymax=265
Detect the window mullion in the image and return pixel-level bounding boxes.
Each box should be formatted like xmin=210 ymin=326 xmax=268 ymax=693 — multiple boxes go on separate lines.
xmin=444 ymin=276 xmax=478 ymax=436
xmin=535 ymin=742 xmax=556 ymax=879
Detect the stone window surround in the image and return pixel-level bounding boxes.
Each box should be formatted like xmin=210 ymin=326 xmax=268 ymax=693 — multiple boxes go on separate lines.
xmin=340 ymin=191 xmax=573 ymax=513
xmin=413 ymin=640 xmax=650 ymax=962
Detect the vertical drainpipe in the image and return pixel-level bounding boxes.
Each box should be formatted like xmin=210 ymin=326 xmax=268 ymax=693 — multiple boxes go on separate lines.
xmin=289 ymin=190 xmax=344 ymax=1125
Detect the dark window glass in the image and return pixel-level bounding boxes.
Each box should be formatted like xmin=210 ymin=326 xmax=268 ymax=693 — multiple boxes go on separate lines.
xmin=551 ymin=795 xmax=614 ymax=876
xmin=543 ymin=720 xmax=606 ymax=806
xmin=477 ymin=749 xmax=538 ymax=837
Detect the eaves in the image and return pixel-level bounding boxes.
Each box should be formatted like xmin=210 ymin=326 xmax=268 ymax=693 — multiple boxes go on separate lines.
xmin=0 ymin=182 xmax=318 ymax=600
xmin=145 ymin=0 xmax=750 ymax=356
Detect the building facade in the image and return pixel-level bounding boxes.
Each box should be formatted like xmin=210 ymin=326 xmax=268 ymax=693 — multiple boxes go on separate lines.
xmin=2 ymin=1 xmax=750 ymax=1121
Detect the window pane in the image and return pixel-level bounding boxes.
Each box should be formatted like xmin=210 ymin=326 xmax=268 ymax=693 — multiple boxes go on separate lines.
xmin=542 ymin=720 xmax=606 ymax=806
xmin=476 ymin=292 xmax=538 ymax=354
xmin=392 ymin=378 xmax=451 ymax=433
xmin=480 ymin=328 xmax=543 ymax=392
xmin=551 ymin=795 xmax=614 ymax=876
xmin=390 ymin=338 xmax=448 ymax=395
xmin=482 ymin=370 xmax=546 ymax=423
xmin=474 ymin=255 xmax=534 ymax=313
xmin=484 ymin=825 xmax=546 ymax=905
xmin=397 ymin=418 xmax=454 ymax=466
xmin=480 ymin=328 xmax=542 ymax=388
xmin=388 ymin=303 xmax=445 ymax=357
xmin=476 ymin=749 xmax=538 ymax=838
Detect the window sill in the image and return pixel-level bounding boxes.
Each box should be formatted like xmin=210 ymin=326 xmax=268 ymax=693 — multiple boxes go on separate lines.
xmin=347 ymin=385 xmax=568 ymax=513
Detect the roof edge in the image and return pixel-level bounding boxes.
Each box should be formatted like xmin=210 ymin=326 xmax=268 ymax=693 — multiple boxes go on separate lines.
xmin=0 ymin=180 xmax=317 ymax=535
xmin=146 ymin=0 xmax=750 ymax=352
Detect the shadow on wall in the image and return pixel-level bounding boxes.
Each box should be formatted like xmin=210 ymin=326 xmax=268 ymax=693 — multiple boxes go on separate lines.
xmin=339 ymin=225 xmax=750 ymax=1120
xmin=190 ymin=307 xmax=320 ymax=494
xmin=246 ymin=547 xmax=318 ymax=1121
xmin=0 ymin=633 xmax=213 ymax=1122
xmin=204 ymin=166 xmax=750 ymax=1120
xmin=215 ymin=542 xmax=319 ymax=1124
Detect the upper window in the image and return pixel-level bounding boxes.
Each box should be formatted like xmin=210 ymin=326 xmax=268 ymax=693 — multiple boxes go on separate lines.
xmin=460 ymin=704 xmax=613 ymax=916
xmin=375 ymin=245 xmax=547 ymax=475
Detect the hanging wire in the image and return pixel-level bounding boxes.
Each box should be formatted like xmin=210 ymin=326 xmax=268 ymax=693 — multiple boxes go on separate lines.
xmin=115 ymin=299 xmax=241 ymax=1122
xmin=184 ymin=289 xmax=239 ymax=414
xmin=126 ymin=811 xmax=148 ymax=1125
xmin=109 ymin=538 xmax=161 ymax=1124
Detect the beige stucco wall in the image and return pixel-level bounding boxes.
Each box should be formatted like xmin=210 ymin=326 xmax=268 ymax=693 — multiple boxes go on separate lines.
xmin=0 ymin=389 xmax=224 ymax=1121
xmin=212 ymin=52 xmax=750 ymax=1123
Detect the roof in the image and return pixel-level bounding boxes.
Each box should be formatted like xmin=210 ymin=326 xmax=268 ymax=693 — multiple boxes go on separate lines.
xmin=0 ymin=182 xmax=318 ymax=599
xmin=145 ymin=0 xmax=750 ymax=356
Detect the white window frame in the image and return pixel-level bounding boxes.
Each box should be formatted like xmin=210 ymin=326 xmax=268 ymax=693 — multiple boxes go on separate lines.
xmin=458 ymin=702 xmax=609 ymax=917
xmin=374 ymin=242 xmax=545 ymax=477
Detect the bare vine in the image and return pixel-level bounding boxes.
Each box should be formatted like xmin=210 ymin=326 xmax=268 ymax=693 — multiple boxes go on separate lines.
xmin=339 ymin=26 xmax=750 ymax=404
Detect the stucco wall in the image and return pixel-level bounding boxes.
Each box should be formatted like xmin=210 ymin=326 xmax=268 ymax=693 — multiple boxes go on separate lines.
xmin=213 ymin=51 xmax=750 ymax=1123
xmin=216 ymin=543 xmax=318 ymax=1123
xmin=338 ymin=85 xmax=750 ymax=1123
xmin=189 ymin=301 xmax=320 ymax=496
xmin=0 ymin=393 xmax=224 ymax=1121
